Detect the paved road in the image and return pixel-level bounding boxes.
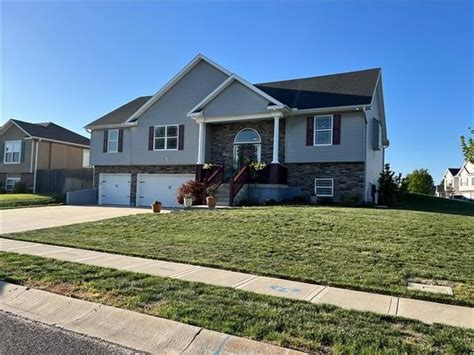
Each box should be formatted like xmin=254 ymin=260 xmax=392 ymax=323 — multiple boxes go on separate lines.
xmin=0 ymin=310 xmax=145 ymax=354
xmin=0 ymin=205 xmax=151 ymax=234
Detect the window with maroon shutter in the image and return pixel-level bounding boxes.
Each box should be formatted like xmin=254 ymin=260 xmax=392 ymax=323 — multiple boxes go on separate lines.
xmin=314 ymin=115 xmax=333 ymax=145
xmin=118 ymin=129 xmax=124 ymax=152
xmin=178 ymin=124 xmax=185 ymax=150
xmin=148 ymin=127 xmax=154 ymax=151
xmin=306 ymin=117 xmax=314 ymax=146
xmin=333 ymin=114 xmax=341 ymax=145
xmin=103 ymin=130 xmax=108 ymax=152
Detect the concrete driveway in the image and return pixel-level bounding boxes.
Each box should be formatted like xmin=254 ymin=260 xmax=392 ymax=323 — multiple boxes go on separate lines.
xmin=0 ymin=205 xmax=151 ymax=234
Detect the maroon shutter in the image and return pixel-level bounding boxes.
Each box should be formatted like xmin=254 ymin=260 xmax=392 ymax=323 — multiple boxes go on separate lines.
xmin=306 ymin=117 xmax=314 ymax=146
xmin=178 ymin=125 xmax=185 ymax=150
xmin=148 ymin=127 xmax=154 ymax=151
xmin=118 ymin=129 xmax=123 ymax=152
xmin=103 ymin=130 xmax=108 ymax=153
xmin=333 ymin=114 xmax=341 ymax=145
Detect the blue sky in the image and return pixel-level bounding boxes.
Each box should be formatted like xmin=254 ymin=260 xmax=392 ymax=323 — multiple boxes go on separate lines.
xmin=2 ymin=0 xmax=472 ymax=182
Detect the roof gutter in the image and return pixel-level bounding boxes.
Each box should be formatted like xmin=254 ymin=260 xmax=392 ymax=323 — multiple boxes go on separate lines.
xmin=23 ymin=137 xmax=90 ymax=149
xmin=291 ymin=104 xmax=371 ymax=115
xmin=84 ymin=122 xmax=138 ymax=130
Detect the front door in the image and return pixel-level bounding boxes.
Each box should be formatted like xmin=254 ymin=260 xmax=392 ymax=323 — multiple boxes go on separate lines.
xmin=232 ymin=128 xmax=262 ymax=173
xmin=233 ymin=144 xmax=261 ymax=170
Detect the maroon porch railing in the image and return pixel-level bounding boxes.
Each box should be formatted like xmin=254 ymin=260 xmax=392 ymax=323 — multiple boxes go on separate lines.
xmin=229 ymin=163 xmax=250 ymax=206
xmin=202 ymin=165 xmax=225 ymax=204
xmin=204 ymin=165 xmax=224 ymax=189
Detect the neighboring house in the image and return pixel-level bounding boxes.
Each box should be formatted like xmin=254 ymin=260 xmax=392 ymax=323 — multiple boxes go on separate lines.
xmin=436 ymin=162 xmax=474 ymax=199
xmin=457 ymin=161 xmax=474 ymax=199
xmin=0 ymin=119 xmax=90 ymax=192
xmin=437 ymin=168 xmax=460 ymax=197
xmin=85 ymin=54 xmax=388 ymax=207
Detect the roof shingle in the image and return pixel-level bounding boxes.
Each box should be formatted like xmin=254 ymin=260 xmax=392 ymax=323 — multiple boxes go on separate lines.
xmin=12 ymin=120 xmax=90 ymax=146
xmin=255 ymin=68 xmax=380 ymax=109
xmin=86 ymin=96 xmax=152 ymax=127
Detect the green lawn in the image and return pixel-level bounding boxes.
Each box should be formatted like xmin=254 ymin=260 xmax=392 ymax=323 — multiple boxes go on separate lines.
xmin=0 ymin=193 xmax=63 ymax=209
xmin=398 ymin=193 xmax=474 ymax=216
xmin=4 ymin=205 xmax=473 ymax=305
xmin=1 ymin=253 xmax=472 ymax=353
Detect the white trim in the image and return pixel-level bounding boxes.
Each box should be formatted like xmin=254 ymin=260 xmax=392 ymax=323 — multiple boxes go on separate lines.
xmin=272 ymin=116 xmax=280 ymax=164
xmin=195 ymin=112 xmax=274 ymax=124
xmin=23 ymin=137 xmax=90 ymax=149
xmin=233 ymin=128 xmax=262 ymax=144
xmin=153 ymin=124 xmax=179 ymax=151
xmin=3 ymin=140 xmax=22 ymax=164
xmin=187 ymin=74 xmax=287 ymax=117
xmin=0 ymin=120 xmax=32 ymax=137
xmin=292 ymin=105 xmax=369 ymax=115
xmin=125 ymin=54 xmax=232 ymax=123
xmin=107 ymin=129 xmax=119 ymax=153
xmin=30 ymin=139 xmax=35 ymax=172
xmin=197 ymin=122 xmax=206 ymax=164
xmin=5 ymin=177 xmax=21 ymax=191
xmin=313 ymin=115 xmax=333 ymax=146
xmin=315 ymin=178 xmax=334 ymax=197
xmin=85 ymin=122 xmax=137 ymax=130
xmin=33 ymin=139 xmax=40 ymax=193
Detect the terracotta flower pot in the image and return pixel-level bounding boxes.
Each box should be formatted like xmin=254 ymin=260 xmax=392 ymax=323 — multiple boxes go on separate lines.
xmin=151 ymin=203 xmax=161 ymax=213
xmin=206 ymin=196 xmax=217 ymax=209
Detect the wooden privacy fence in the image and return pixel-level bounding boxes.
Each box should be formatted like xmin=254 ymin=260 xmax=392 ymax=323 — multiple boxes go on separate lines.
xmin=36 ymin=168 xmax=93 ymax=194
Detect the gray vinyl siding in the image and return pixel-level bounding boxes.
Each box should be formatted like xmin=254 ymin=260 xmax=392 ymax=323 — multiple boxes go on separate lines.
xmin=203 ymin=81 xmax=270 ymax=117
xmin=89 ymin=60 xmax=229 ymax=166
xmin=285 ymin=112 xmax=366 ymax=163
xmin=365 ymin=85 xmax=384 ymax=200
xmin=0 ymin=125 xmax=32 ymax=174
xmin=131 ymin=60 xmax=228 ymax=165
xmin=90 ymin=129 xmax=132 ymax=166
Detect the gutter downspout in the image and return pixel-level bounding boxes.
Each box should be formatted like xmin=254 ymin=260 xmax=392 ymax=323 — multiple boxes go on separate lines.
xmin=33 ymin=139 xmax=41 ymax=193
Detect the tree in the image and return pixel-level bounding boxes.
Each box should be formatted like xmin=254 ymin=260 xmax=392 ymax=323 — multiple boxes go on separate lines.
xmin=378 ymin=164 xmax=402 ymax=206
xmin=460 ymin=135 xmax=474 ymax=164
xmin=404 ymin=169 xmax=434 ymax=195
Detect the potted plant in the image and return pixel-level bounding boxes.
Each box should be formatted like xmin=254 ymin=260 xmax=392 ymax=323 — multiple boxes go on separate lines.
xmin=206 ymin=184 xmax=218 ymax=208
xmin=177 ymin=180 xmax=204 ymax=207
xmin=151 ymin=200 xmax=162 ymax=213
xmin=183 ymin=193 xmax=193 ymax=208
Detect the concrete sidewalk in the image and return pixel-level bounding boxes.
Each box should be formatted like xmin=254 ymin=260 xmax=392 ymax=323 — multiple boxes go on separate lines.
xmin=0 ymin=281 xmax=302 ymax=354
xmin=1 ymin=237 xmax=473 ymax=329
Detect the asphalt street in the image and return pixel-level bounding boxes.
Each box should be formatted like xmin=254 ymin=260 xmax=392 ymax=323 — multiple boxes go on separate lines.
xmin=0 ymin=310 xmax=145 ymax=354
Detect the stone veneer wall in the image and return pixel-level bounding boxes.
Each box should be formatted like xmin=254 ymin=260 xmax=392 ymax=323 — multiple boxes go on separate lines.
xmin=94 ymin=165 xmax=195 ymax=205
xmin=209 ymin=119 xmax=285 ymax=178
xmin=287 ymin=162 xmax=365 ymax=202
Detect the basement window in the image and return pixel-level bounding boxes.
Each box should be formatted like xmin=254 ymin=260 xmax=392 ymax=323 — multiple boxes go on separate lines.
xmin=315 ymin=178 xmax=334 ymax=197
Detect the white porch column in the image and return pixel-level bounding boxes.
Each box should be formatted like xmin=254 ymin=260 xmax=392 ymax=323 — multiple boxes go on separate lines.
xmin=197 ymin=121 xmax=206 ymax=164
xmin=271 ymin=113 xmax=281 ymax=164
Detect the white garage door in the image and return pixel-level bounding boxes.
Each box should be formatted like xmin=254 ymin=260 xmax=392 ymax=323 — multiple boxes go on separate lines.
xmin=99 ymin=173 xmax=131 ymax=206
xmin=137 ymin=174 xmax=195 ymax=208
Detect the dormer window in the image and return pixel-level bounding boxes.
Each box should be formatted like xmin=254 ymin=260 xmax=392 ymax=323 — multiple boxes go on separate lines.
xmin=4 ymin=140 xmax=22 ymax=164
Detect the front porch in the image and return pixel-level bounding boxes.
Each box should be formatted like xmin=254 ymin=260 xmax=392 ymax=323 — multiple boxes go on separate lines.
xmin=193 ymin=113 xmax=288 ymax=205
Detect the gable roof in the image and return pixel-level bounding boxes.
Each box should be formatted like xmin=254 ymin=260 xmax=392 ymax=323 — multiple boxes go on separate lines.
xmin=447 ymin=168 xmax=461 ymax=176
xmin=5 ymin=119 xmax=90 ymax=147
xmin=85 ymin=96 xmax=152 ymax=128
xmin=125 ymin=54 xmax=231 ymax=124
xmin=255 ymin=68 xmax=381 ymax=110
xmin=187 ymin=74 xmax=287 ymax=116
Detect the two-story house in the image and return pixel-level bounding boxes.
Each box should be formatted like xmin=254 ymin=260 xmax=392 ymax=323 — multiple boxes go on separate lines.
xmin=457 ymin=161 xmax=474 ymax=199
xmin=86 ymin=54 xmax=388 ymax=207
xmin=0 ymin=119 xmax=90 ymax=192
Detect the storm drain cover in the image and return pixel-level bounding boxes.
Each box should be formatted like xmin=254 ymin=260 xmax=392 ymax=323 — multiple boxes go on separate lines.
xmin=407 ymin=282 xmax=453 ymax=295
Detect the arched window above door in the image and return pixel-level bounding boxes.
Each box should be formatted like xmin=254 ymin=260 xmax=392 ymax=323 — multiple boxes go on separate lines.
xmin=234 ymin=128 xmax=261 ymax=144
